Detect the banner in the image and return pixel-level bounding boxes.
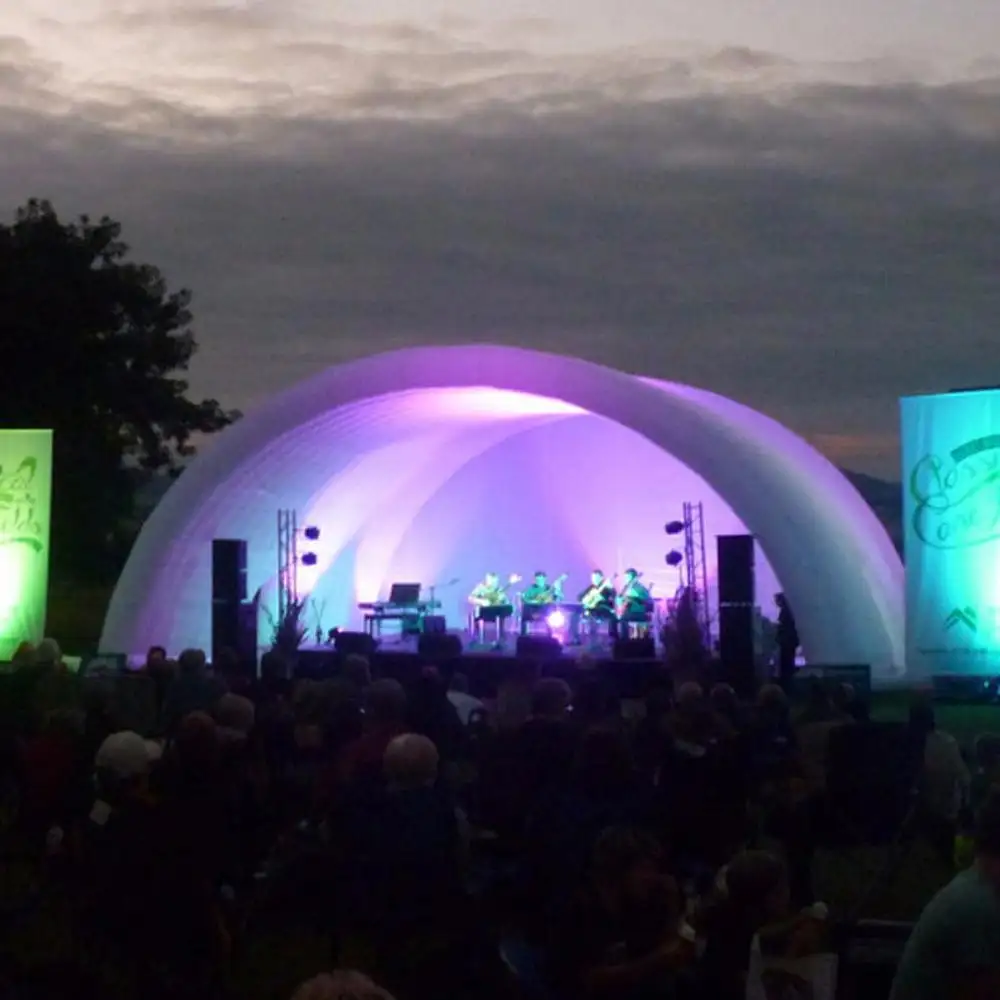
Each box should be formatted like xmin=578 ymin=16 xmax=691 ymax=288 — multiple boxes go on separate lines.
xmin=901 ymin=391 xmax=1000 ymax=677
xmin=0 ymin=430 xmax=53 ymax=660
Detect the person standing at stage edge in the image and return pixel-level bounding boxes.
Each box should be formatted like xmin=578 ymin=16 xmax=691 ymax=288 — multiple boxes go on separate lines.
xmin=775 ymin=593 xmax=799 ymax=690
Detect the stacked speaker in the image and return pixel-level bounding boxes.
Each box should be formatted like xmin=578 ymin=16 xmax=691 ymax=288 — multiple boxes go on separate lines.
xmin=211 ymin=539 xmax=257 ymax=670
xmin=716 ymin=535 xmax=755 ymax=694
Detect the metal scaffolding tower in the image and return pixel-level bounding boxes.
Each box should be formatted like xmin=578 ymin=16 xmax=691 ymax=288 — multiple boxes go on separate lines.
xmin=276 ymin=508 xmax=299 ymax=621
xmin=681 ymin=501 xmax=712 ymax=645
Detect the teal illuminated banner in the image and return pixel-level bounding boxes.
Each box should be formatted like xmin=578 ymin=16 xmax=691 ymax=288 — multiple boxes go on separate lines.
xmin=901 ymin=391 xmax=1000 ymax=677
xmin=0 ymin=430 xmax=53 ymax=660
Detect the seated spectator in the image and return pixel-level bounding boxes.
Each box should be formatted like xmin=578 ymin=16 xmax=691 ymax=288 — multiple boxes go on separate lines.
xmin=406 ymin=667 xmax=467 ymax=765
xmin=335 ymin=678 xmax=408 ymax=789
xmin=710 ymin=683 xmax=743 ymax=738
xmin=526 ymin=727 xmax=652 ymax=907
xmin=890 ymin=792 xmax=1000 ymax=1000
xmin=545 ymin=826 xmax=692 ymax=1000
xmin=291 ymin=970 xmax=395 ymax=1000
xmin=833 ymin=682 xmax=869 ymax=722
xmin=17 ymin=708 xmax=87 ymax=841
xmin=215 ymin=692 xmax=256 ymax=744
xmin=698 ymin=851 xmax=791 ymax=1000
xmin=795 ymin=682 xmax=847 ymax=795
xmin=632 ymin=683 xmax=673 ymax=781
xmin=910 ymin=698 xmax=970 ymax=859
xmin=447 ymin=672 xmax=484 ymax=726
xmin=12 ymin=640 xmax=35 ymax=666
xmin=571 ymin=676 xmax=622 ymax=733
xmin=77 ymin=731 xmax=228 ymax=994
xmin=473 ymin=678 xmax=576 ymax=840
xmin=338 ymin=735 xmax=491 ymax=998
xmin=160 ymin=648 xmax=225 ymax=733
xmin=970 ymin=734 xmax=1000 ymax=810
xmin=340 ymin=653 xmax=372 ymax=691
xmin=657 ymin=696 xmax=747 ymax=874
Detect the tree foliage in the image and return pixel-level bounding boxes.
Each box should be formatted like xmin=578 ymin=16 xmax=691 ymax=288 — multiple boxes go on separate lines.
xmin=0 ymin=199 xmax=237 ymax=581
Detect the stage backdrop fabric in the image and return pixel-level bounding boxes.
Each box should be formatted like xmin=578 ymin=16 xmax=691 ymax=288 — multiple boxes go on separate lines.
xmin=901 ymin=390 xmax=1000 ymax=678
xmin=0 ymin=430 xmax=53 ymax=660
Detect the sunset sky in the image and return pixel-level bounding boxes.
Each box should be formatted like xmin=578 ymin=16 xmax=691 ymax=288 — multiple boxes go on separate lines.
xmin=2 ymin=0 xmax=999 ymax=476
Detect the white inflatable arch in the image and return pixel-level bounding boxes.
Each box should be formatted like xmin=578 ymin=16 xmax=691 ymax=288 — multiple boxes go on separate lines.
xmin=101 ymin=345 xmax=904 ymax=676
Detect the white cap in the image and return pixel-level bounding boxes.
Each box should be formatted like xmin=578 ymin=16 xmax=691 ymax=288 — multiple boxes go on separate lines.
xmin=94 ymin=731 xmax=162 ymax=779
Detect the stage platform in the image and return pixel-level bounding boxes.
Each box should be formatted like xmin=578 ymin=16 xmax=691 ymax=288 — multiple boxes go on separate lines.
xmin=294 ymin=630 xmax=672 ymax=700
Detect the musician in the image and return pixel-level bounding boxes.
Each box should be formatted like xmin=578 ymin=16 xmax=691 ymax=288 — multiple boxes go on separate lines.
xmin=520 ymin=571 xmax=563 ymax=634
xmin=618 ymin=568 xmax=652 ymax=620
xmin=469 ymin=572 xmax=507 ymax=608
xmin=571 ymin=569 xmax=618 ymax=644
xmin=469 ymin=572 xmax=513 ymax=645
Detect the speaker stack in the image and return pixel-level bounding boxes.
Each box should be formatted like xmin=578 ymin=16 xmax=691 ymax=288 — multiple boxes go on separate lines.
xmin=211 ymin=538 xmax=257 ymax=672
xmin=716 ymin=534 xmax=755 ymax=696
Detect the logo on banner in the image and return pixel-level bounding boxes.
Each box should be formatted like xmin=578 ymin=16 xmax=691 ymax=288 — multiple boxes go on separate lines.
xmin=909 ymin=434 xmax=1000 ymax=549
xmin=0 ymin=457 xmax=44 ymax=553
xmin=944 ymin=607 xmax=978 ymax=633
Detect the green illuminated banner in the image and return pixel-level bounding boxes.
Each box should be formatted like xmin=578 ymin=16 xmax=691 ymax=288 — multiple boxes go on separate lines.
xmin=0 ymin=430 xmax=53 ymax=660
xmin=901 ymin=391 xmax=1000 ymax=677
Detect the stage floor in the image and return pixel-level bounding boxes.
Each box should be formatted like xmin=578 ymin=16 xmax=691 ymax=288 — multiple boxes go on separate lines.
xmin=351 ymin=627 xmax=653 ymax=661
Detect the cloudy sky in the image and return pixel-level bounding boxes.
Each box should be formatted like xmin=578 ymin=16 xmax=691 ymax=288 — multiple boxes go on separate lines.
xmin=2 ymin=1 xmax=999 ymax=476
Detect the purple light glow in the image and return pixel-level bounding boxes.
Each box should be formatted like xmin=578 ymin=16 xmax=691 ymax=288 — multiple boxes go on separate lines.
xmin=547 ymin=610 xmax=567 ymax=628
xmin=100 ymin=345 xmax=904 ymax=677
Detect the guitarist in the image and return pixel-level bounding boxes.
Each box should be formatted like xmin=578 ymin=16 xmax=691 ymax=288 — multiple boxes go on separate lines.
xmin=571 ymin=569 xmax=618 ymax=644
xmin=520 ymin=571 xmax=565 ymax=635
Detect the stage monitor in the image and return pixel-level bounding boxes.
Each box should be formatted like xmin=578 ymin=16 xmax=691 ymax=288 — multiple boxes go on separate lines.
xmin=902 ymin=389 xmax=1000 ymax=677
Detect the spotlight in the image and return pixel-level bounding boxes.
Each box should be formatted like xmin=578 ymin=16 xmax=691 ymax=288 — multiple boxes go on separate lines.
xmin=303 ymin=526 xmax=321 ymax=541
xmin=547 ymin=610 xmax=566 ymax=628
xmin=665 ymin=550 xmax=683 ymax=567
xmin=665 ymin=520 xmax=685 ymax=535
xmin=301 ymin=552 xmax=318 ymax=566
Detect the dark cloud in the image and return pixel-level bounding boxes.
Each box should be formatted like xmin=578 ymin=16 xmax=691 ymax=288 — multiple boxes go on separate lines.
xmin=0 ymin=30 xmax=997 ymax=475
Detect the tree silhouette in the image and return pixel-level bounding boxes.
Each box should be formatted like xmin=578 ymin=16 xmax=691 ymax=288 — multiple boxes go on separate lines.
xmin=0 ymin=199 xmax=237 ymax=582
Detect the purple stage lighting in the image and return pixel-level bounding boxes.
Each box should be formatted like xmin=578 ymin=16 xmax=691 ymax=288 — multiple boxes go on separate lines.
xmin=547 ymin=610 xmax=566 ymax=628
xmin=98 ymin=345 xmax=904 ymax=675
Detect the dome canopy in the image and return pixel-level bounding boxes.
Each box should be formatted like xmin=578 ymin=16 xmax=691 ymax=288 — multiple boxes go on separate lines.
xmin=101 ymin=345 xmax=904 ymax=676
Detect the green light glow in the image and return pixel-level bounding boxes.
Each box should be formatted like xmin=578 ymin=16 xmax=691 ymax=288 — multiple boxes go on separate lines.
xmin=0 ymin=431 xmax=53 ymax=660
xmin=902 ymin=391 xmax=1000 ymax=677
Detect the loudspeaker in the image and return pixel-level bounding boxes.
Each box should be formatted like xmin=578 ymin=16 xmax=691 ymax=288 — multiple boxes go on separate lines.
xmin=211 ymin=600 xmax=257 ymax=666
xmin=717 ymin=534 xmax=755 ymax=605
xmin=334 ymin=631 xmax=377 ymax=658
xmin=613 ymin=637 xmax=656 ymax=661
xmin=421 ymin=615 xmax=447 ymax=635
xmin=212 ymin=539 xmax=247 ymax=603
xmin=516 ymin=635 xmax=563 ymax=661
xmin=718 ymin=603 xmax=754 ymax=665
xmin=418 ymin=632 xmax=463 ymax=661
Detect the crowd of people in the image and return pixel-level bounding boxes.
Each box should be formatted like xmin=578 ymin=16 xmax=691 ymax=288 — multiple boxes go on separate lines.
xmin=2 ymin=637 xmax=1000 ymax=999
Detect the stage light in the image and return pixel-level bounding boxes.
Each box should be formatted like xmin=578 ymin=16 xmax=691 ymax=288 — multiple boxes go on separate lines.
xmin=301 ymin=552 xmax=318 ymax=566
xmin=665 ymin=550 xmax=683 ymax=567
xmin=665 ymin=520 xmax=684 ymax=535
xmin=303 ymin=526 xmax=320 ymax=541
xmin=547 ymin=610 xmax=566 ymax=628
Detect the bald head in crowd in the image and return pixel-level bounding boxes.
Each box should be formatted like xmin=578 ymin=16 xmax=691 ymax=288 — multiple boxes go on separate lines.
xmin=383 ymin=733 xmax=439 ymax=790
xmin=291 ymin=970 xmax=395 ymax=1000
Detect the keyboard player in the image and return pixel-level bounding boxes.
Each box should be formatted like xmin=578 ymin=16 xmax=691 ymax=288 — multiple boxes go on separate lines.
xmin=469 ymin=572 xmax=514 ymax=645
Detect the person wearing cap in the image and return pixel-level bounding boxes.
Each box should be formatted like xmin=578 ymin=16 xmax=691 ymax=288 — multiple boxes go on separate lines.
xmin=91 ymin=730 xmax=162 ymax=819
xmin=891 ymin=791 xmax=1000 ymax=1000
xmin=78 ymin=731 xmax=230 ymax=990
